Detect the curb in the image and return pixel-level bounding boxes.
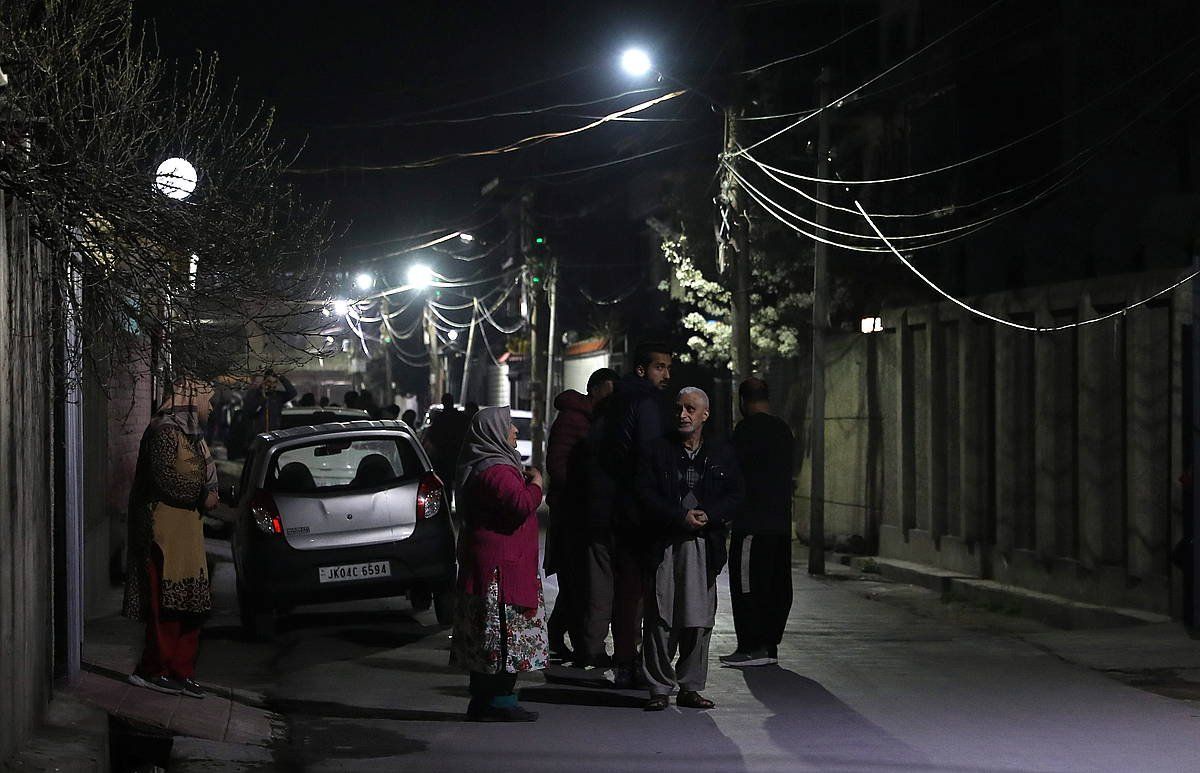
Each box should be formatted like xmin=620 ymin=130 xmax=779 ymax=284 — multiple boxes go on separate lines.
xmin=848 ymin=556 xmax=1171 ymax=629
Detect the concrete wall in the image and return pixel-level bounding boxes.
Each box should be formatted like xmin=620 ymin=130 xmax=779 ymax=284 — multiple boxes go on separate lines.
xmin=0 ymin=192 xmax=56 ymax=761
xmin=798 ymin=269 xmax=1187 ymax=616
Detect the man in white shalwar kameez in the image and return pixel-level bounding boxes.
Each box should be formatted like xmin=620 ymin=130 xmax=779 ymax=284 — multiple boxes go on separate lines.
xmin=634 ymin=387 xmax=744 ymax=711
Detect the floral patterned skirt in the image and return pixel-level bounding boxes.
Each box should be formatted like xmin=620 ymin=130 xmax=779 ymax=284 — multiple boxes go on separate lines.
xmin=450 ymin=569 xmax=549 ymax=675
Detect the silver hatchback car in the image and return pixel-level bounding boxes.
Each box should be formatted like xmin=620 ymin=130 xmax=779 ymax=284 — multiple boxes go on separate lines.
xmin=225 ymin=419 xmax=455 ymax=637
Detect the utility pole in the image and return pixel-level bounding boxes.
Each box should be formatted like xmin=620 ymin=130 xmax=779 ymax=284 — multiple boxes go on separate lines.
xmin=725 ymin=110 xmax=752 ymax=388
xmin=460 ymin=299 xmax=478 ymax=402
xmin=522 ymin=189 xmax=546 ymax=468
xmin=809 ymin=66 xmax=833 ymax=576
xmin=382 ymin=296 xmax=394 ymax=408
xmin=544 ymin=252 xmax=558 ymax=431
xmin=424 ymin=304 xmax=441 ymax=406
xmin=1191 ymin=247 xmax=1200 ymax=627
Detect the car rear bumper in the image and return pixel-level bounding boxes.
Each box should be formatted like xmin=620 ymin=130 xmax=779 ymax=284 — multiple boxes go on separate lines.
xmin=237 ymin=516 xmax=456 ymax=609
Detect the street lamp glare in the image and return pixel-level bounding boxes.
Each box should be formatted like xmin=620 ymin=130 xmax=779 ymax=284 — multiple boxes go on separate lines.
xmin=448 ymin=329 xmax=460 ymax=342
xmin=354 ymin=272 xmax=374 ymax=291
xmin=332 ymin=299 xmax=350 ymax=317
xmin=155 ymin=157 xmax=197 ymax=200
xmin=458 ymin=232 xmax=475 ymax=243
xmin=620 ymin=48 xmax=653 ymax=78
xmin=407 ymin=263 xmax=434 ymax=290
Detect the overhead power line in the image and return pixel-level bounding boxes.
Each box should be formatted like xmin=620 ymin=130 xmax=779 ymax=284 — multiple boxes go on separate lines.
xmin=855 ymin=201 xmax=1199 ymax=333
xmin=731 ymin=0 xmax=1007 ymax=159
xmin=287 ymin=90 xmax=687 ymax=175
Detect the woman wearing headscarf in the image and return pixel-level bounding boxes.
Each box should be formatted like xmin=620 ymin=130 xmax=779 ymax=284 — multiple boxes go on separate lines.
xmin=449 ymin=406 xmax=548 ymax=722
xmin=123 ymin=374 xmax=218 ymax=698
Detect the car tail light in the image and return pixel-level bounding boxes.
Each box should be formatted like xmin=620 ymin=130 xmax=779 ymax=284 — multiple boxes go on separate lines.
xmin=249 ymin=490 xmax=283 ymax=534
xmin=416 ymin=472 xmax=445 ymax=520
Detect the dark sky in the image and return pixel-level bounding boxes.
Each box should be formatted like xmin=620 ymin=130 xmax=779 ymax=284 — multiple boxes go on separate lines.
xmin=132 ymin=0 xmax=772 ymax=273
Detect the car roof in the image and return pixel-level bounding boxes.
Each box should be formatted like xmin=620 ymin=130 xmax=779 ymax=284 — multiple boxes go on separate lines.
xmin=281 ymin=407 xmax=370 ymax=416
xmin=256 ymin=419 xmax=414 ymax=446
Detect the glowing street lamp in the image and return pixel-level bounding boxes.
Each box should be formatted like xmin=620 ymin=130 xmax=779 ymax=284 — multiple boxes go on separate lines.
xmin=155 ymin=157 xmax=197 ymax=200
xmin=407 ymin=263 xmax=434 ymax=290
xmin=458 ymin=232 xmax=475 ymax=243
xmin=331 ymin=299 xmax=351 ymax=317
xmin=620 ymin=48 xmax=653 ymax=78
xmin=354 ymin=272 xmax=375 ymax=291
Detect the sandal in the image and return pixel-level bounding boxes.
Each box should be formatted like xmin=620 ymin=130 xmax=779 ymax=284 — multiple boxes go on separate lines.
xmin=643 ymin=694 xmax=670 ymax=712
xmin=676 ymin=690 xmax=715 ymax=710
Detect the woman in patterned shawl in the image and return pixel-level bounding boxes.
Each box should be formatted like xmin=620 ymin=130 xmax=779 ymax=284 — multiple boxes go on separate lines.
xmin=123 ymin=374 xmax=217 ymax=698
xmin=449 ymin=406 xmax=548 ymax=722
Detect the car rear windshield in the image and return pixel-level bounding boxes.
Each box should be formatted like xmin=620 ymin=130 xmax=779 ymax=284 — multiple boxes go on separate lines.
xmin=268 ymin=436 xmax=421 ymax=493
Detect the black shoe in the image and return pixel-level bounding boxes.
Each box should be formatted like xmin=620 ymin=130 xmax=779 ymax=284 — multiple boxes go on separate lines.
xmin=467 ymin=704 xmax=539 ymax=722
xmin=548 ymin=644 xmax=574 ymax=663
xmin=128 ymin=673 xmax=184 ymax=695
xmin=179 ymin=678 xmax=205 ymax=699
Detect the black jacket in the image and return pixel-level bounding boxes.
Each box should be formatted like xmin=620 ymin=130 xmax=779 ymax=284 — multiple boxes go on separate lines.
xmin=587 ymin=374 xmax=671 ymax=536
xmin=635 ymin=436 xmax=745 ymax=583
xmin=732 ymin=412 xmax=795 ymax=535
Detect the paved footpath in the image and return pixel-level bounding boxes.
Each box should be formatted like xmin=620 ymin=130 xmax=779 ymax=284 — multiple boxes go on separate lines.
xmin=254 ymin=552 xmax=1200 ymax=773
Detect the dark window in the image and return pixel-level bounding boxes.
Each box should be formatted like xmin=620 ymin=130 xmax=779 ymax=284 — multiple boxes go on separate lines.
xmin=268 ymin=436 xmax=421 ymax=494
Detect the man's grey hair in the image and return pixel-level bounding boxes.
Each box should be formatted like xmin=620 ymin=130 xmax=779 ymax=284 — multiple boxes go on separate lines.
xmin=676 ymin=386 xmax=710 ymax=409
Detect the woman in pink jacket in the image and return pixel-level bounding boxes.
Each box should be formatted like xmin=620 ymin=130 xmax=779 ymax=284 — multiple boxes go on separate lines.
xmin=450 ymin=406 xmax=548 ymax=721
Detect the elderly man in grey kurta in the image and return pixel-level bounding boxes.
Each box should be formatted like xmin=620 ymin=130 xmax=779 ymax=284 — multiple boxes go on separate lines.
xmin=634 ymin=387 xmax=744 ymax=711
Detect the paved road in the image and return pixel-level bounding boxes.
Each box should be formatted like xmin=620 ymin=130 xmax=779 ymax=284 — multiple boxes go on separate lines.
xmin=161 ymin=538 xmax=1200 ymax=772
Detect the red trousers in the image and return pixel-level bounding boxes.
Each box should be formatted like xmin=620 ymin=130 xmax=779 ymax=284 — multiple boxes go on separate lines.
xmin=136 ymin=546 xmax=201 ymax=680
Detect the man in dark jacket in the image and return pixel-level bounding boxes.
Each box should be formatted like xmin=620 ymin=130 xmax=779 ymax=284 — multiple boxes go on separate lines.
xmin=582 ymin=342 xmax=672 ymax=685
xmin=636 ymin=387 xmax=743 ymax=711
xmin=423 ymin=393 xmax=468 ymax=495
xmin=544 ymin=368 xmax=618 ymax=661
xmin=722 ymin=377 xmax=795 ymax=667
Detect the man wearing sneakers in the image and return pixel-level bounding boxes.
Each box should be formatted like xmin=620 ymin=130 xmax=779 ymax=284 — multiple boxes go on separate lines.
xmin=721 ymin=377 xmax=795 ymax=668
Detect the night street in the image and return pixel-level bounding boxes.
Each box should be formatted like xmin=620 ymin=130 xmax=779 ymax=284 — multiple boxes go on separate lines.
xmin=6 ymin=2 xmax=1200 ymax=770
xmin=79 ymin=532 xmax=1200 ymax=772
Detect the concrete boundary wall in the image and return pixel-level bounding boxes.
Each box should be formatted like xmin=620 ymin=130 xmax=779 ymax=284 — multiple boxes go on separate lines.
xmin=797 ymin=269 xmax=1187 ymax=617
xmin=0 ymin=191 xmax=56 ymax=760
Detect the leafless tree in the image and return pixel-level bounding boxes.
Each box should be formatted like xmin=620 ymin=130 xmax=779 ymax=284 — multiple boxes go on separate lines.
xmin=0 ymin=0 xmax=335 ymax=387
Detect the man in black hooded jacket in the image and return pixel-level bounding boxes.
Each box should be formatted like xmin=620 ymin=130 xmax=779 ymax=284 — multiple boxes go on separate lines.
xmin=580 ymin=343 xmax=672 ymax=686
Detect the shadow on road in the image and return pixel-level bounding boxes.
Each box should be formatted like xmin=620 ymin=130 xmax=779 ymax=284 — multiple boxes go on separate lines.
xmin=741 ymin=666 xmax=934 ymax=771
xmin=519 ymin=686 xmax=646 ymax=709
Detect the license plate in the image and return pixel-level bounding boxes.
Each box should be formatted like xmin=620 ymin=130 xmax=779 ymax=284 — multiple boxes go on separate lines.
xmin=318 ymin=561 xmax=391 ymax=583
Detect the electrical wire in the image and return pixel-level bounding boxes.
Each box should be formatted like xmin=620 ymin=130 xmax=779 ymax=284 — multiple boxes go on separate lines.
xmin=855 ymin=201 xmax=1199 ymax=333
xmin=287 ymin=90 xmax=687 ymax=174
xmin=731 ymin=0 xmax=1007 ymax=159
xmin=737 ymin=30 xmax=1199 ymax=188
xmin=740 ymin=11 xmax=885 ymax=75
xmin=525 ymin=135 xmax=709 ymax=181
xmin=324 ymin=87 xmax=666 ymax=129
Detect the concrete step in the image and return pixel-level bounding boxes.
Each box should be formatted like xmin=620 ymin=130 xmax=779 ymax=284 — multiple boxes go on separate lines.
xmin=848 ymin=556 xmax=1171 ymax=630
xmin=5 ymin=690 xmax=110 ymax=771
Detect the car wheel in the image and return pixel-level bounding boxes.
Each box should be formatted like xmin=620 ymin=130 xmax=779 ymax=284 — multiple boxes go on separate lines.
xmin=237 ymin=580 xmax=275 ymax=640
xmin=409 ymin=586 xmax=433 ymax=612
xmin=433 ymin=587 xmax=455 ymax=626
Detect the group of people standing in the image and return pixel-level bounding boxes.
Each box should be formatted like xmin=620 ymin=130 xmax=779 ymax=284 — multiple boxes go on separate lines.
xmin=449 ymin=342 xmax=795 ymax=721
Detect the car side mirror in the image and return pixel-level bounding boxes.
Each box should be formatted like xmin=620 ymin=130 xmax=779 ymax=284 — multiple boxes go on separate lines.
xmin=219 ymin=484 xmax=238 ymax=506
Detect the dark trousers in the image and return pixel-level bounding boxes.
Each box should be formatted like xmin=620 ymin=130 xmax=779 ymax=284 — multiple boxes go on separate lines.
xmin=581 ymin=537 xmax=644 ymax=665
xmin=547 ymin=535 xmax=587 ymax=652
xmin=137 ymin=546 xmax=201 ymax=680
xmin=729 ymin=533 xmax=792 ymax=654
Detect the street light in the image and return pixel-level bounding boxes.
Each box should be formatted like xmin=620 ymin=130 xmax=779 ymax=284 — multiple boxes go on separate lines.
xmin=458 ymin=232 xmax=475 ymax=243
xmin=331 ymin=299 xmax=350 ymax=317
xmin=354 ymin=272 xmax=375 ymax=291
xmin=155 ymin=157 xmax=197 ymax=200
xmin=407 ymin=263 xmax=434 ymax=290
xmin=620 ymin=48 xmax=653 ymax=78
